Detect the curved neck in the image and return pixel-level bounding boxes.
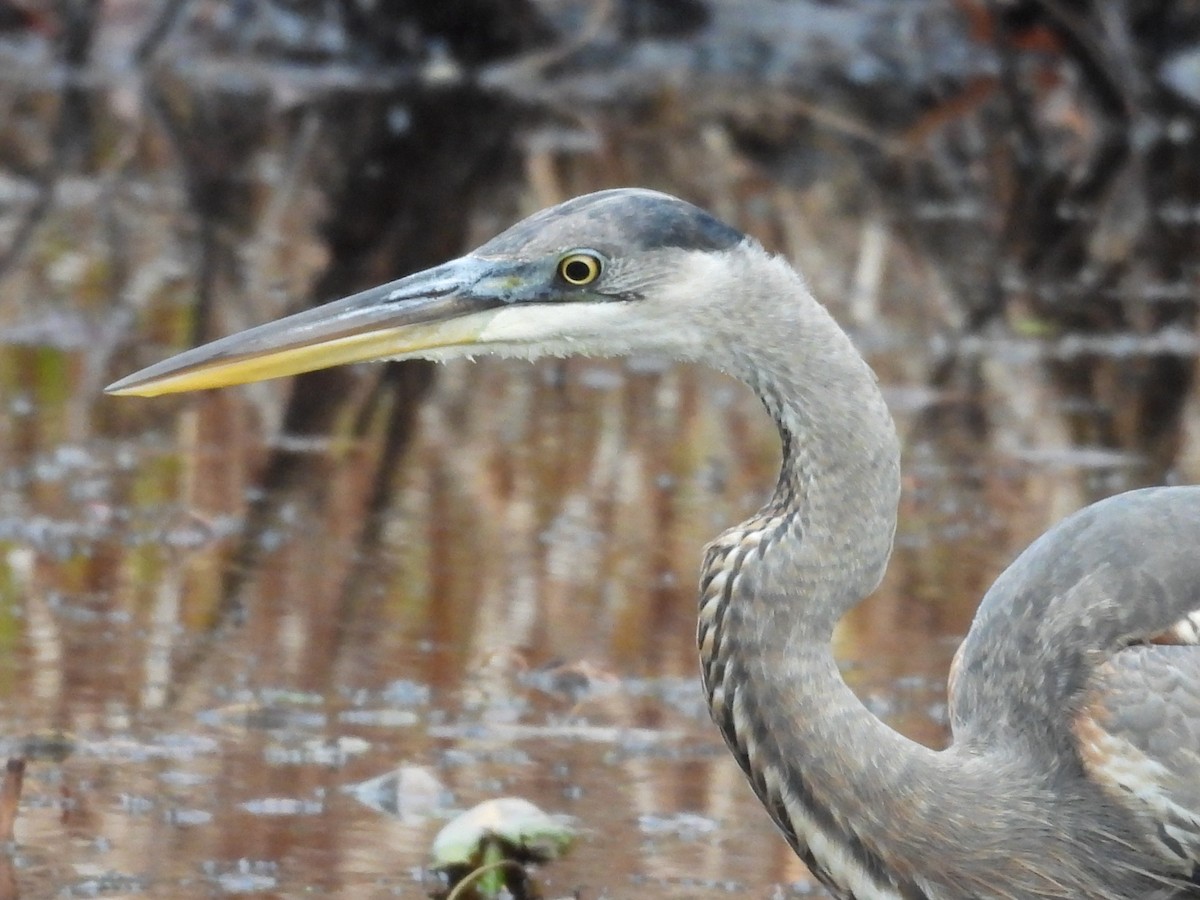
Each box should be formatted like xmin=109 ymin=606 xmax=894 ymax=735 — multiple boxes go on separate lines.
xmin=711 ymin=254 xmax=903 ymax=637
xmin=699 ymin=268 xmax=932 ymax=892
xmin=695 ymin=253 xmax=1167 ymax=899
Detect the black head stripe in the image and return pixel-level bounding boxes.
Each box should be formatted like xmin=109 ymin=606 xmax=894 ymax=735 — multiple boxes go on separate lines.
xmin=478 ymin=189 xmax=745 ymax=257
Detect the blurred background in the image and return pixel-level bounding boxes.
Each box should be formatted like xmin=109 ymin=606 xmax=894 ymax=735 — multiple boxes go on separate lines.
xmin=3 ymin=0 xmax=1200 ymax=896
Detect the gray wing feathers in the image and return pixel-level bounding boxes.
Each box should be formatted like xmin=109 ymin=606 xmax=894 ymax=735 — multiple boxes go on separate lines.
xmin=950 ymin=486 xmax=1200 ymax=748
xmin=1074 ymin=644 xmax=1200 ymax=872
xmin=944 ymin=485 xmax=1200 ymax=885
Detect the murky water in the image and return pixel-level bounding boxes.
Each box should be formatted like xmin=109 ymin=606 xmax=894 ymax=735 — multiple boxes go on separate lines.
xmin=0 ymin=339 xmax=1167 ymax=899
xmin=3 ymin=5 xmax=1200 ymax=898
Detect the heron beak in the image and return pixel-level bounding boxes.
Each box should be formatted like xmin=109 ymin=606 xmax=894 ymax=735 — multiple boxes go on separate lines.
xmin=105 ymin=257 xmax=505 ymax=397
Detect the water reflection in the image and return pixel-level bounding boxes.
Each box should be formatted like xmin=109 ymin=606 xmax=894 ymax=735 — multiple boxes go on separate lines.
xmin=3 ymin=3 xmax=1200 ymax=897
xmin=0 ymin=331 xmax=1166 ymax=897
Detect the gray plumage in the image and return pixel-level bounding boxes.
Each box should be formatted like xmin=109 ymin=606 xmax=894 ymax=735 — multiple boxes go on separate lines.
xmin=106 ymin=189 xmax=1200 ymax=899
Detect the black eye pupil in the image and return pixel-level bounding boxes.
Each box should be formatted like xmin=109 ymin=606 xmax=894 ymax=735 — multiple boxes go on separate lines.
xmin=563 ymin=258 xmax=594 ymax=283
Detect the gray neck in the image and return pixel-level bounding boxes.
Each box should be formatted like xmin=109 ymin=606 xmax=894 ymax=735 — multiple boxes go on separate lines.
xmin=714 ymin=259 xmax=903 ymax=637
xmin=696 ymin=255 xmax=1168 ymax=899
xmin=698 ymin=262 xmax=935 ymax=890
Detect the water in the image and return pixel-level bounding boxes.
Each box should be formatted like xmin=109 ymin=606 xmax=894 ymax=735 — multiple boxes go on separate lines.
xmin=0 ymin=337 xmax=1159 ymax=898
xmin=2 ymin=7 xmax=1197 ymax=896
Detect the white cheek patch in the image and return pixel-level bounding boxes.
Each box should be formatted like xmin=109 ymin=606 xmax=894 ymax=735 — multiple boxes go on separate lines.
xmin=476 ymin=302 xmax=621 ymax=343
xmin=470 ymin=302 xmax=645 ymax=360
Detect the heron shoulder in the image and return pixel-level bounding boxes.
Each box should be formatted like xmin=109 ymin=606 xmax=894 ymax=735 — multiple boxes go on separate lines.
xmin=949 ymin=486 xmax=1200 ymax=749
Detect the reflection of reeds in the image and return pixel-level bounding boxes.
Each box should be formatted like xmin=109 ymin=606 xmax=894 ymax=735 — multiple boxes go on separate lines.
xmin=0 ymin=228 xmax=1162 ymax=891
xmin=0 ymin=758 xmax=24 ymax=843
xmin=3 ymin=36 xmax=1199 ymax=894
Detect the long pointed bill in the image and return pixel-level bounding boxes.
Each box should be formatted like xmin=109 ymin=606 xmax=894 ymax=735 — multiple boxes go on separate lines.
xmin=105 ymin=258 xmax=503 ymax=397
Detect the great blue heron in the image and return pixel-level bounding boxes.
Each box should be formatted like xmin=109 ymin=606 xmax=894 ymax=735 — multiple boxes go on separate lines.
xmin=107 ymin=189 xmax=1200 ymax=899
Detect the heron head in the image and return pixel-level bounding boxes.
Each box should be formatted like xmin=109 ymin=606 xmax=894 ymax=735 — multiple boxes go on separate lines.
xmin=105 ymin=189 xmax=758 ymax=397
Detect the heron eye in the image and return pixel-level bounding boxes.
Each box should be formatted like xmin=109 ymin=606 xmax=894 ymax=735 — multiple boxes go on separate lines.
xmin=558 ymin=253 xmax=602 ymax=286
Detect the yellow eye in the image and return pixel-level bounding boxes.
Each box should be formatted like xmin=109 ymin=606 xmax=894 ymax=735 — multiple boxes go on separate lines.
xmin=557 ymin=252 xmax=602 ymax=286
